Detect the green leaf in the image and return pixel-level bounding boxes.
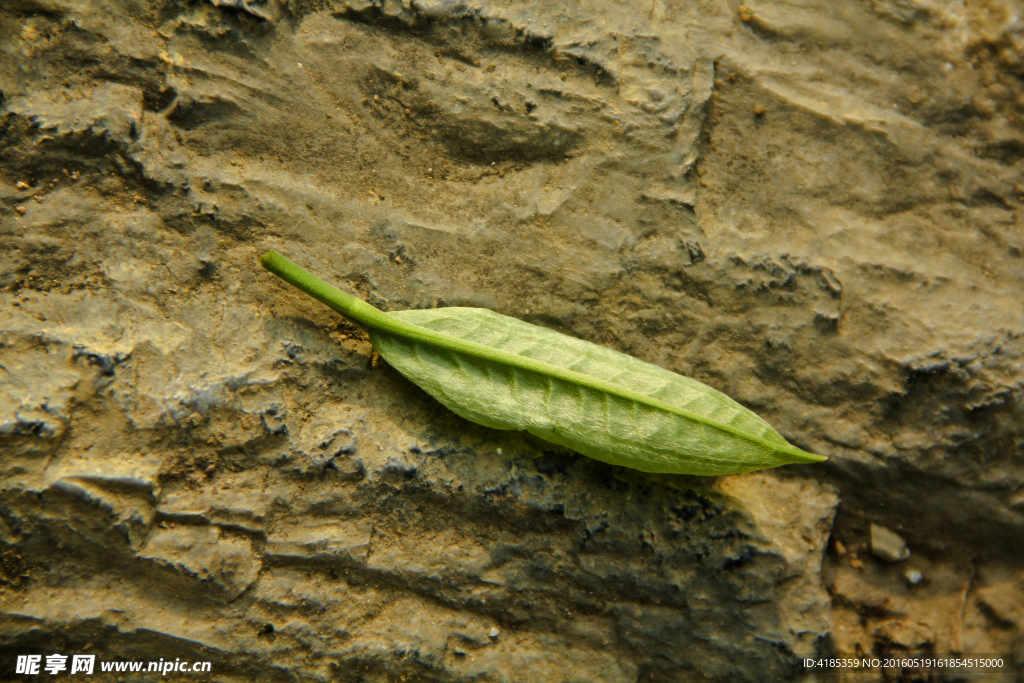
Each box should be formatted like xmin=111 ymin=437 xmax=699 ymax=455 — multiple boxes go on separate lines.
xmin=260 ymin=251 xmax=826 ymax=476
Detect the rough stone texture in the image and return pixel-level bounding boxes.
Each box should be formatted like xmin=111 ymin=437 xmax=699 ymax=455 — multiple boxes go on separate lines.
xmin=0 ymin=0 xmax=1021 ymax=681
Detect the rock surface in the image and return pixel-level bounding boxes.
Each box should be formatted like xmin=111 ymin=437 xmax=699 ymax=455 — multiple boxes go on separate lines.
xmin=0 ymin=0 xmax=1022 ymax=681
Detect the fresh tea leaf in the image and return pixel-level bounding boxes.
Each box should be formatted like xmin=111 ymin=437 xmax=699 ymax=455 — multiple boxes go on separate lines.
xmin=260 ymin=251 xmax=826 ymax=476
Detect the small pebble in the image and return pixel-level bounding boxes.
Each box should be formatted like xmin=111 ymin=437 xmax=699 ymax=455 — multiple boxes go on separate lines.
xmin=752 ymin=104 xmax=766 ymax=116
xmin=904 ymin=570 xmax=923 ymax=586
xmin=488 ymin=627 xmax=500 ymax=639
xmin=870 ymin=523 xmax=910 ymax=563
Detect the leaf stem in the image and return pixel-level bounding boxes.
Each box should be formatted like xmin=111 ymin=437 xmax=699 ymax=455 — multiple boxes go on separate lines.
xmin=260 ymin=250 xmax=388 ymax=332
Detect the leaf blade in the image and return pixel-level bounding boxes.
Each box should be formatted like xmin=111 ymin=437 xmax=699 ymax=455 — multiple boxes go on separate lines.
xmin=375 ymin=307 xmax=824 ymax=475
xmin=390 ymin=307 xmax=793 ymax=445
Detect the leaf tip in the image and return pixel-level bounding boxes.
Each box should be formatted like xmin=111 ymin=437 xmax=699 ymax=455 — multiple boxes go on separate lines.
xmin=801 ymin=451 xmax=828 ymax=465
xmin=782 ymin=445 xmax=828 ymax=467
